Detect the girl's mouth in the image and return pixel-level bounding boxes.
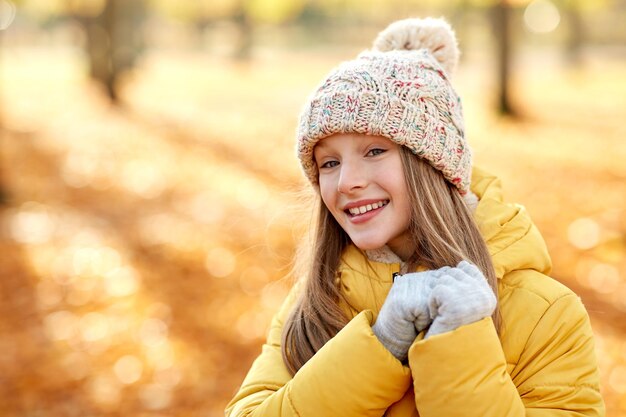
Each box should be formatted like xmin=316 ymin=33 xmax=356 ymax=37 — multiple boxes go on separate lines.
xmin=345 ymin=200 xmax=389 ymax=217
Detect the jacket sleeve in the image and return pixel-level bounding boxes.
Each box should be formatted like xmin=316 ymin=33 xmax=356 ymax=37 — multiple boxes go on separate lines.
xmin=225 ymin=286 xmax=412 ymax=417
xmin=408 ymin=293 xmax=604 ymax=417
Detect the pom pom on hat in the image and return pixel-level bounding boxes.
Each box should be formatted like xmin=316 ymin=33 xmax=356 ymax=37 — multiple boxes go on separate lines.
xmin=372 ymin=17 xmax=459 ymax=76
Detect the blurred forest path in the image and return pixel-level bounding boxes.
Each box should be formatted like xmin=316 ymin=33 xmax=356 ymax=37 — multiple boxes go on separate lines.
xmin=1 ymin=47 xmax=626 ymax=416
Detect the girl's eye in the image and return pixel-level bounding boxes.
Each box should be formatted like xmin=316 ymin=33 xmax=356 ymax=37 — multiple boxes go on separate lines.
xmin=367 ymin=148 xmax=386 ymax=156
xmin=320 ymin=160 xmax=339 ymax=169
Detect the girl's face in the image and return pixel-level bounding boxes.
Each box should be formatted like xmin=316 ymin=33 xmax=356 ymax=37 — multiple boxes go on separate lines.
xmin=314 ymin=133 xmax=414 ymax=260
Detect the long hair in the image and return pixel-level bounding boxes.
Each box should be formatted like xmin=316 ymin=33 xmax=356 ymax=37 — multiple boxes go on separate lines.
xmin=281 ymin=147 xmax=501 ymax=375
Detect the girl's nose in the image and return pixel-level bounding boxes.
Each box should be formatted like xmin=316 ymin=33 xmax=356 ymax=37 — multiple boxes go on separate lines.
xmin=337 ymin=161 xmax=367 ymax=194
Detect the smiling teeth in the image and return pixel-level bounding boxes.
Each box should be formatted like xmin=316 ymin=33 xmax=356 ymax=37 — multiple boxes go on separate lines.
xmin=348 ymin=200 xmax=388 ymax=216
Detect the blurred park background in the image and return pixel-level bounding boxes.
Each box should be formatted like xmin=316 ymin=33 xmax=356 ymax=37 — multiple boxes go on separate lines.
xmin=0 ymin=0 xmax=625 ymax=415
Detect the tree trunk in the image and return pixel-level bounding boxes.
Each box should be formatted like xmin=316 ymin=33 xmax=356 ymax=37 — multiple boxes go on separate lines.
xmin=83 ymin=0 xmax=117 ymax=102
xmin=102 ymin=0 xmax=118 ymax=101
xmin=83 ymin=0 xmax=145 ymax=103
xmin=491 ymin=1 xmax=517 ymax=116
xmin=233 ymin=2 xmax=253 ymax=61
xmin=0 ymin=29 xmax=6 ymax=204
xmin=565 ymin=0 xmax=584 ymax=66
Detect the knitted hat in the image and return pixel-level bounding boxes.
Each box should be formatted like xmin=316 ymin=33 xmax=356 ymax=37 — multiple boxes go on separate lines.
xmin=296 ymin=17 xmax=471 ymax=194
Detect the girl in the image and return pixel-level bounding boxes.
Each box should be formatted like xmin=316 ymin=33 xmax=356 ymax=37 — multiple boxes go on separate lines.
xmin=226 ymin=17 xmax=604 ymax=417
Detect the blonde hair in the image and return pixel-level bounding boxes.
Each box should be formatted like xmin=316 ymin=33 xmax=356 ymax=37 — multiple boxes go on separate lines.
xmin=282 ymin=147 xmax=500 ymax=375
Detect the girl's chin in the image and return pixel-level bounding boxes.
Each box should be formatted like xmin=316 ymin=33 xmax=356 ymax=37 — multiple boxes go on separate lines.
xmin=352 ymin=241 xmax=389 ymax=252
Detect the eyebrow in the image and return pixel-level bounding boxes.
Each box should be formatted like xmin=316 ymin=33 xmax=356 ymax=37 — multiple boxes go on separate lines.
xmin=313 ymin=144 xmax=331 ymax=159
xmin=314 ymin=141 xmax=330 ymax=151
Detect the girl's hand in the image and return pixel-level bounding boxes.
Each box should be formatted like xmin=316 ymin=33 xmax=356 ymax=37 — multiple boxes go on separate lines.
xmin=425 ymin=261 xmax=497 ymax=339
xmin=372 ymin=268 xmax=447 ymax=361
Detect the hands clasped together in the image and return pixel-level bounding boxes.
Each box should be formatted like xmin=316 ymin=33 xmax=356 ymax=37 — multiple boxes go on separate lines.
xmin=372 ymin=261 xmax=497 ymax=361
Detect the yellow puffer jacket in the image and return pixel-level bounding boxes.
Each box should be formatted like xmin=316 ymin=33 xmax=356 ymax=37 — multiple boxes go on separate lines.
xmin=226 ymin=167 xmax=605 ymax=417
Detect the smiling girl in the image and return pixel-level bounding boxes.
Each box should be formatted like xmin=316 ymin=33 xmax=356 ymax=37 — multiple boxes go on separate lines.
xmin=226 ymin=17 xmax=604 ymax=417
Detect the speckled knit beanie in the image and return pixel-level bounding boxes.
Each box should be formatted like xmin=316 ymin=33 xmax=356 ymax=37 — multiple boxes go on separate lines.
xmin=296 ymin=17 xmax=471 ymax=194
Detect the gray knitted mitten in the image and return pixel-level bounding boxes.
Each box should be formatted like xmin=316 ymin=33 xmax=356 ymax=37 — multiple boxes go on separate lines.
xmin=425 ymin=261 xmax=497 ymax=339
xmin=372 ymin=269 xmax=446 ymax=361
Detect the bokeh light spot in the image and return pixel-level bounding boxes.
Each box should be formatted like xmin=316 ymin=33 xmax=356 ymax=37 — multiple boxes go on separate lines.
xmin=154 ymin=367 xmax=182 ymax=388
xmin=609 ymin=365 xmax=626 ymax=393
xmin=260 ymin=282 xmax=289 ymax=310
xmin=72 ymin=246 xmax=121 ymax=275
xmin=587 ymin=263 xmax=620 ymax=294
xmin=52 ymin=250 xmax=78 ymax=286
xmin=67 ymin=286 xmax=95 ymax=306
xmin=139 ymin=318 xmax=168 ymax=347
xmin=145 ymin=343 xmax=175 ymax=370
xmin=62 ymin=351 xmax=91 ymax=381
xmin=61 ymin=150 xmax=98 ymax=188
xmin=114 ymin=355 xmax=143 ymax=385
xmin=146 ymin=302 xmax=172 ymax=324
xmin=73 ymin=247 xmax=97 ymax=275
xmin=239 ymin=266 xmax=270 ymax=296
xmin=524 ymin=0 xmax=561 ymax=33
xmin=567 ymin=218 xmax=600 ymax=250
xmin=205 ymin=247 xmax=236 ymax=278
xmin=37 ymin=281 xmax=64 ymax=309
xmin=186 ymin=191 xmax=226 ymax=224
xmin=139 ymin=384 xmax=172 ymax=410
xmin=44 ymin=310 xmax=79 ymax=341
xmin=122 ymin=159 xmax=166 ymax=199
xmin=87 ymin=374 xmax=121 ymax=407
xmin=86 ymin=246 xmax=122 ymax=275
xmin=236 ymin=178 xmax=269 ymax=211
xmin=80 ymin=312 xmax=110 ymax=342
xmin=138 ymin=212 xmax=175 ymax=245
xmin=236 ymin=310 xmax=270 ymax=341
xmin=0 ymin=1 xmax=16 ymax=31
xmin=9 ymin=202 xmax=56 ymax=244
xmin=104 ymin=266 xmax=141 ymax=297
